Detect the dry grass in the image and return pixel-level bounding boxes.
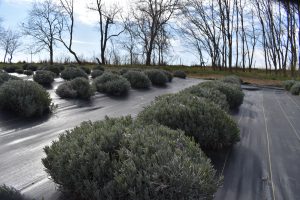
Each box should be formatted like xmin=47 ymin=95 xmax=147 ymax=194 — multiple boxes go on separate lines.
xmin=0 ymin=63 xmax=292 ymax=87
xmin=189 ymin=74 xmax=283 ymax=87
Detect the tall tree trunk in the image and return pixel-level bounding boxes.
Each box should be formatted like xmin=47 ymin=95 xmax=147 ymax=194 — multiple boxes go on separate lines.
xmin=130 ymin=49 xmax=133 ymax=65
xmin=239 ymin=0 xmax=246 ymax=71
xmin=9 ymin=54 xmax=13 ymax=64
xmin=50 ymin=44 xmax=54 ymax=65
xmin=146 ymin=51 xmax=152 ymax=65
xmin=146 ymin=39 xmax=154 ymax=65
xmin=101 ymin=47 xmax=106 ymax=64
xmin=71 ymin=50 xmax=81 ymax=64
xmin=291 ymin=5 xmax=297 ymax=77
xmin=283 ymin=2 xmax=291 ymax=76
xmin=227 ymin=0 xmax=233 ymax=71
xmin=158 ymin=45 xmax=161 ymax=65
xmin=3 ymin=51 xmax=8 ymax=63
xmin=298 ymin=4 xmax=300 ymax=74
xmin=235 ymin=0 xmax=239 ymax=70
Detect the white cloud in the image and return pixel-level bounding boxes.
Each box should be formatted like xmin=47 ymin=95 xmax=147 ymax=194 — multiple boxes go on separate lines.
xmin=4 ymin=0 xmax=130 ymax=26
xmin=73 ymin=39 xmax=96 ymax=45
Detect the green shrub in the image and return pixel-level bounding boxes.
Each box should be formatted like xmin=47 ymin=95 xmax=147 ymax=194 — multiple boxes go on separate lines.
xmin=173 ymin=70 xmax=187 ymax=79
xmin=222 ymin=75 xmax=242 ymax=85
xmin=144 ymin=69 xmax=168 ymax=86
xmin=200 ymin=81 xmax=244 ymax=109
xmin=110 ymin=70 xmax=121 ymax=75
xmin=0 ymin=72 xmax=20 ymax=86
xmin=57 ymin=64 xmax=65 ymax=71
xmin=182 ymin=85 xmax=229 ymax=111
xmin=42 ymin=116 xmax=219 ymax=200
xmin=94 ymin=72 xmax=118 ymax=88
xmin=56 ymin=82 xmax=77 ymax=99
xmin=56 ymin=78 xmax=94 ymax=99
xmin=113 ymin=125 xmax=219 ymax=200
xmin=15 ymin=69 xmax=24 ymax=74
xmin=94 ymin=73 xmax=130 ymax=96
xmin=290 ymin=82 xmax=300 ymax=95
xmin=137 ymin=94 xmax=240 ymax=150
xmin=93 ymin=65 xmax=105 ymax=71
xmin=123 ymin=71 xmax=151 ymax=89
xmin=119 ymin=68 xmax=128 ymax=75
xmin=80 ymin=66 xmax=91 ymax=75
xmin=91 ymin=70 xmax=104 ymax=79
xmin=283 ymin=80 xmax=296 ymax=91
xmin=104 ymin=78 xmax=131 ymax=96
xmin=69 ymin=78 xmax=94 ymax=99
xmin=40 ymin=64 xmax=64 ymax=76
xmin=0 ymin=80 xmax=52 ymax=117
xmin=3 ymin=65 xmax=20 ymax=73
xmin=162 ymin=70 xmax=173 ymax=82
xmin=0 ymin=185 xmax=27 ymax=200
xmin=23 ymin=70 xmax=33 ymax=76
xmin=61 ymin=67 xmax=88 ymax=80
xmin=33 ymin=70 xmax=55 ymax=86
xmin=22 ymin=63 xmax=37 ymax=71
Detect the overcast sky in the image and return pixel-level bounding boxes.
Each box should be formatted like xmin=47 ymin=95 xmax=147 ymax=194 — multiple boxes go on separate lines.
xmin=0 ymin=0 xmax=266 ymax=66
xmin=0 ymin=0 xmax=193 ymax=65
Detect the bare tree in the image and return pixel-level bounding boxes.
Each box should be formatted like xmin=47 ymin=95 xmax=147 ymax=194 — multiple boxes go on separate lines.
xmin=180 ymin=0 xmax=221 ymax=68
xmin=7 ymin=32 xmax=21 ymax=63
xmin=277 ymin=0 xmax=299 ymax=6
xmin=285 ymin=2 xmax=298 ymax=76
xmin=0 ymin=29 xmax=21 ymax=63
xmin=252 ymin=0 xmax=299 ymax=74
xmin=179 ymin=0 xmax=298 ymax=74
xmin=130 ymin=0 xmax=179 ymax=65
xmin=22 ymin=0 xmax=62 ymax=65
xmin=237 ymin=0 xmax=258 ymax=71
xmin=107 ymin=40 xmax=121 ymax=65
xmin=277 ymin=0 xmax=300 ymax=73
xmin=245 ymin=9 xmax=259 ymax=71
xmin=154 ymin=25 xmax=172 ymax=65
xmin=57 ymin=0 xmax=81 ymax=64
xmin=122 ymin=18 xmax=140 ymax=65
xmin=297 ymin=3 xmax=300 ymax=73
xmin=0 ymin=18 xmax=3 ymax=37
xmin=88 ymin=0 xmax=124 ymax=64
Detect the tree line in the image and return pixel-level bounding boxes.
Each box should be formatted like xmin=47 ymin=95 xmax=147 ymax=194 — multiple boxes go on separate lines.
xmin=0 ymin=0 xmax=299 ymax=75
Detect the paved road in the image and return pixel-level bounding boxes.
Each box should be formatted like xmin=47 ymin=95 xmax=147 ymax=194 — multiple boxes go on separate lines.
xmin=215 ymin=88 xmax=300 ymax=200
xmin=0 ymin=77 xmax=202 ymax=200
